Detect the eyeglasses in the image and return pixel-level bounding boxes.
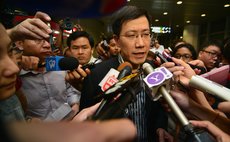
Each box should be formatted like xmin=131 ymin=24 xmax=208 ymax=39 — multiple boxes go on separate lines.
xmin=34 ymin=39 xmax=49 ymax=45
xmin=174 ymin=54 xmax=192 ymax=60
xmin=120 ymin=32 xmax=151 ymax=41
xmin=202 ymin=50 xmax=221 ymax=58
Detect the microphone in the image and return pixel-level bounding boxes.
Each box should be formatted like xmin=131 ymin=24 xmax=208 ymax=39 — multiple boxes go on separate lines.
xmin=45 ymin=56 xmax=79 ymax=71
xmin=142 ymin=63 xmax=216 ymax=142
xmin=99 ymin=62 xmax=132 ymax=92
xmin=91 ymin=73 xmax=140 ymax=120
xmin=142 ymin=63 xmax=189 ymax=125
xmin=189 ymin=75 xmax=230 ymax=101
xmin=92 ymin=62 xmax=133 ymax=120
xmin=117 ymin=62 xmax=133 ymax=80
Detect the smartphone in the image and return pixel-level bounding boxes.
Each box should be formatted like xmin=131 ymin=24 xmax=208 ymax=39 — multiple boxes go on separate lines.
xmin=156 ymin=51 xmax=207 ymax=74
xmin=155 ymin=51 xmax=169 ymax=63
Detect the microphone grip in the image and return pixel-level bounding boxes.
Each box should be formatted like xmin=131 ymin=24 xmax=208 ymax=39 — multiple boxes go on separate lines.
xmin=91 ymin=92 xmax=133 ymax=120
xmin=189 ymin=75 xmax=230 ymax=101
xmin=159 ymin=86 xmax=189 ymax=126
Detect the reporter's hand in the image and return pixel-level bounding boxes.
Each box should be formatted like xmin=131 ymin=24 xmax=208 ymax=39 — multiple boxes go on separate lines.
xmin=96 ymin=41 xmax=109 ymax=59
xmin=188 ymin=59 xmax=207 ymax=74
xmin=7 ymin=11 xmax=52 ymax=41
xmin=170 ymin=89 xmax=194 ymax=112
xmin=21 ymin=56 xmax=40 ymax=71
xmin=72 ymin=102 xmax=100 ymax=122
xmin=188 ymin=59 xmax=206 ymax=67
xmin=190 ymin=120 xmax=230 ymax=142
xmin=156 ymin=128 xmax=174 ymax=142
xmin=162 ymin=57 xmax=196 ymax=86
xmin=218 ymin=101 xmax=230 ymax=114
xmin=65 ymin=65 xmax=90 ymax=90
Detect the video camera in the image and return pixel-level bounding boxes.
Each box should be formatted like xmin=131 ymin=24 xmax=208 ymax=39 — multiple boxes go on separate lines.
xmin=60 ymin=17 xmax=74 ymax=30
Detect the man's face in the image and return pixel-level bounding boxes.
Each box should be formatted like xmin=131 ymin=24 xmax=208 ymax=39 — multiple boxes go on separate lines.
xmin=116 ymin=16 xmax=151 ymax=69
xmin=0 ymin=24 xmax=20 ymax=100
xmin=17 ymin=39 xmax=52 ymax=61
xmin=69 ymin=37 xmax=93 ymax=65
xmin=198 ymin=45 xmax=221 ymax=70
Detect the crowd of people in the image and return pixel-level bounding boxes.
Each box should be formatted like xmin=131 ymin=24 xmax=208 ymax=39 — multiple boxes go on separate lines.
xmin=0 ymin=4 xmax=230 ymax=142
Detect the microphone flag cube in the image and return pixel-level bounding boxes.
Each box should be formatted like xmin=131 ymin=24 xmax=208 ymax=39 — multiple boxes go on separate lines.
xmin=46 ymin=56 xmax=64 ymax=71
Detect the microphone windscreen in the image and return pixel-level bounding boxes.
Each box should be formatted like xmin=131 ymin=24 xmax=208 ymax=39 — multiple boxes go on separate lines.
xmin=117 ymin=62 xmax=132 ymax=80
xmin=117 ymin=62 xmax=132 ymax=72
xmin=58 ymin=57 xmax=79 ymax=70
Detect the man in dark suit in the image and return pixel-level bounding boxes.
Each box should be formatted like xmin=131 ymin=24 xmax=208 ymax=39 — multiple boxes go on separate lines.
xmin=80 ymin=5 xmax=168 ymax=142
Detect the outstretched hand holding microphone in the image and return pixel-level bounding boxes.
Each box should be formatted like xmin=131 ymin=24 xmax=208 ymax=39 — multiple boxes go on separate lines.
xmin=142 ymin=62 xmax=217 ymax=142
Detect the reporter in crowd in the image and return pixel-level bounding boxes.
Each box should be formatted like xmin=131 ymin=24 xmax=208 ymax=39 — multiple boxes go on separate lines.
xmin=14 ymin=25 xmax=81 ymax=120
xmin=0 ymin=11 xmax=52 ymax=123
xmin=198 ymin=39 xmax=223 ymax=71
xmin=96 ymin=34 xmax=121 ymax=60
xmin=65 ymin=31 xmax=101 ymax=91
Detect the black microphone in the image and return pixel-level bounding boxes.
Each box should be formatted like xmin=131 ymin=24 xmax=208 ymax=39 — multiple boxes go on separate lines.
xmin=45 ymin=56 xmax=79 ymax=71
xmin=91 ymin=73 xmax=140 ymax=120
xmin=92 ymin=62 xmax=133 ymax=120
xmin=117 ymin=62 xmax=133 ymax=80
xmin=142 ymin=63 xmax=216 ymax=142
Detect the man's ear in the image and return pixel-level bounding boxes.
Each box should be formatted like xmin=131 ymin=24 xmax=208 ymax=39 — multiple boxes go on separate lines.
xmin=14 ymin=41 xmax=24 ymax=51
xmin=91 ymin=47 xmax=94 ymax=54
xmin=198 ymin=51 xmax=203 ymax=58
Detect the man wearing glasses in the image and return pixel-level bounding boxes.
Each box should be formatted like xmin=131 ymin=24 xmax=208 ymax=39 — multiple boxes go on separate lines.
xmin=80 ymin=5 xmax=169 ymax=142
xmin=198 ymin=40 xmax=223 ymax=71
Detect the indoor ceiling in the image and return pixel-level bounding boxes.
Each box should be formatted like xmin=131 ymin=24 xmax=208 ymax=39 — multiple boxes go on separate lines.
xmin=2 ymin=0 xmax=230 ymax=35
xmin=126 ymin=0 xmax=230 ymax=29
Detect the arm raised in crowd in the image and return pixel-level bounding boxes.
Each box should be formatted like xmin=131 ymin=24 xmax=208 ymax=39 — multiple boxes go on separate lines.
xmin=6 ymin=11 xmax=52 ymax=42
xmin=161 ymin=57 xmax=212 ymax=110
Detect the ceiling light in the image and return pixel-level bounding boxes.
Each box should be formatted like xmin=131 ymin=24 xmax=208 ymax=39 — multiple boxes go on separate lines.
xmin=155 ymin=19 xmax=159 ymax=22
xmin=201 ymin=14 xmax=206 ymax=17
xmin=177 ymin=1 xmax=183 ymax=5
xmin=186 ymin=20 xmax=190 ymax=24
xmin=163 ymin=12 xmax=168 ymax=15
xmin=224 ymin=4 xmax=230 ymax=7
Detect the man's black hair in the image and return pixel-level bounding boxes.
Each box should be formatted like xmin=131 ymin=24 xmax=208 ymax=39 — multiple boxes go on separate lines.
xmin=67 ymin=31 xmax=94 ymax=48
xmin=112 ymin=5 xmax=151 ymax=36
xmin=200 ymin=39 xmax=223 ymax=52
xmin=173 ymin=43 xmax=197 ymax=60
